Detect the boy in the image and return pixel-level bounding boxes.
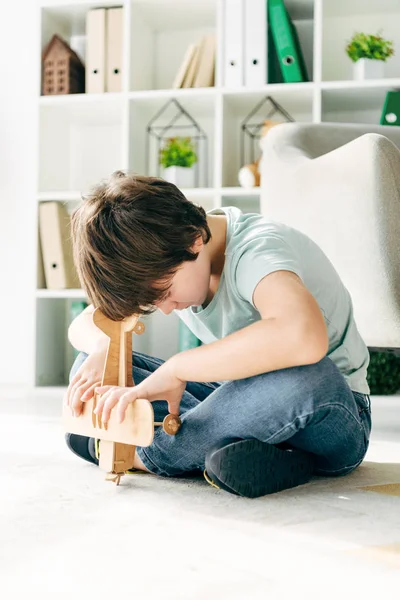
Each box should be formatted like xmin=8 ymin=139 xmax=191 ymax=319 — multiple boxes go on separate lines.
xmin=65 ymin=171 xmax=371 ymax=498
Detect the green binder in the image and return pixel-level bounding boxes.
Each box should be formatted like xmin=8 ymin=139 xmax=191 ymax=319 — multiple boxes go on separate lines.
xmin=268 ymin=0 xmax=309 ymax=83
xmin=178 ymin=319 xmax=202 ymax=352
xmin=268 ymin=24 xmax=283 ymax=84
xmin=380 ymin=91 xmax=400 ymax=126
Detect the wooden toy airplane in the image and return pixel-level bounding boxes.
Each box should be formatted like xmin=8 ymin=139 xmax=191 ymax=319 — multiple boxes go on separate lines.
xmin=63 ymin=308 xmax=181 ymax=485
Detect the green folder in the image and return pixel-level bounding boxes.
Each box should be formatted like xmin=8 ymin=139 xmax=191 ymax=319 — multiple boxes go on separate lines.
xmin=268 ymin=24 xmax=283 ymax=84
xmin=268 ymin=0 xmax=309 ymax=83
xmin=380 ymin=91 xmax=400 ymax=126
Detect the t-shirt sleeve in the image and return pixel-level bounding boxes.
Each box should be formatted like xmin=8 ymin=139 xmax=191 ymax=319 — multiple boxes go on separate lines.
xmin=234 ymin=234 xmax=304 ymax=308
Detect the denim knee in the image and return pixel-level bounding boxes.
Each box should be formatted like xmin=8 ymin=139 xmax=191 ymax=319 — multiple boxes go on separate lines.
xmin=69 ymin=351 xmax=88 ymax=383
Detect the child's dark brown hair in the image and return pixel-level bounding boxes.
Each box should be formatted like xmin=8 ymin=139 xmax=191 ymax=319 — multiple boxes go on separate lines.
xmin=71 ymin=171 xmax=211 ymax=321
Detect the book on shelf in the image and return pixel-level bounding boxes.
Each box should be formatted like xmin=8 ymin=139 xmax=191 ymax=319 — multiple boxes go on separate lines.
xmin=172 ymin=34 xmax=216 ymax=89
xmin=181 ymin=45 xmax=200 ymax=88
xmin=172 ymin=43 xmax=198 ymax=89
xmin=193 ymin=34 xmax=216 ymax=88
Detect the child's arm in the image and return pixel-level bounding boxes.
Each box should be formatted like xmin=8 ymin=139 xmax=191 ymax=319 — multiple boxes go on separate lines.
xmin=91 ymin=272 xmax=329 ymax=423
xmin=68 ymin=304 xmax=109 ymax=354
xmin=170 ymin=271 xmax=329 ymax=382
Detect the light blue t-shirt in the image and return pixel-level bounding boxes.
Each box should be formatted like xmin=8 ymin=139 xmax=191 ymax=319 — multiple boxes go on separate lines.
xmin=175 ymin=206 xmax=370 ymax=394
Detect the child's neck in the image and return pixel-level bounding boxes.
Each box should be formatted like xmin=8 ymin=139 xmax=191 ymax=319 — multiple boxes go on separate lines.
xmin=203 ymin=215 xmax=227 ymax=307
xmin=207 ymin=214 xmax=227 ymax=275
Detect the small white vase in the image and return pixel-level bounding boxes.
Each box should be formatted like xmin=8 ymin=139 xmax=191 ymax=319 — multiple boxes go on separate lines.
xmin=163 ymin=166 xmax=195 ymax=188
xmin=354 ymin=58 xmax=385 ymax=81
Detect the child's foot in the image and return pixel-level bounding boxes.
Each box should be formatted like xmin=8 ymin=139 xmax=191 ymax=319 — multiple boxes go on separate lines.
xmin=65 ymin=433 xmax=98 ymax=465
xmin=204 ymin=439 xmax=315 ymax=498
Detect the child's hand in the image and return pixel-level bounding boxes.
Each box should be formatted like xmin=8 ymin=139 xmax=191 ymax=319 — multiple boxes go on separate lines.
xmin=94 ymin=360 xmax=185 ymax=424
xmin=65 ymin=345 xmax=107 ymax=417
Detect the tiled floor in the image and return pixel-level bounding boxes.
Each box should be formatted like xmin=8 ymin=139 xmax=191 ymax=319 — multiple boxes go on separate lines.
xmin=1 ymin=389 xmax=400 ymax=599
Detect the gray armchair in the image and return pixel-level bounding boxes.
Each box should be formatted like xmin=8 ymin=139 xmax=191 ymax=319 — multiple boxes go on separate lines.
xmin=259 ymin=122 xmax=400 ymax=350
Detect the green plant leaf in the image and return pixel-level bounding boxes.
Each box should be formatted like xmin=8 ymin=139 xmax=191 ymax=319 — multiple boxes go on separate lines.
xmin=159 ymin=136 xmax=198 ymax=169
xmin=345 ymin=31 xmax=394 ymax=62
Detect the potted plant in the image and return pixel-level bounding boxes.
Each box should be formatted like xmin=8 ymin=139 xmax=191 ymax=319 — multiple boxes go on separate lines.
xmin=346 ymin=31 xmax=394 ymax=80
xmin=159 ymin=136 xmax=198 ymax=188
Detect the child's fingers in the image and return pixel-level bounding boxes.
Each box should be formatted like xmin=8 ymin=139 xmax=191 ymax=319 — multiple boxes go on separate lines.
xmin=116 ymin=391 xmax=137 ymax=424
xmin=70 ymin=380 xmax=93 ymax=416
xmin=81 ymin=382 xmax=101 ymax=402
xmin=94 ymin=385 xmax=112 ymax=395
xmin=101 ymin=391 xmax=119 ymax=423
xmin=93 ymin=391 xmax=110 ymax=417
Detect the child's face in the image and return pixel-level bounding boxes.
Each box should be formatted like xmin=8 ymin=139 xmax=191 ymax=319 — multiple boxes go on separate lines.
xmin=154 ymin=238 xmax=210 ymax=315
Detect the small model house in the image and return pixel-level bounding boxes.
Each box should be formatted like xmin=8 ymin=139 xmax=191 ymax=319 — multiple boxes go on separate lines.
xmin=42 ymin=34 xmax=85 ymax=95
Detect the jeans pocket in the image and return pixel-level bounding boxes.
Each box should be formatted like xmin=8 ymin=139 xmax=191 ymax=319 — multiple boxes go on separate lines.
xmin=353 ymin=392 xmax=371 ymax=416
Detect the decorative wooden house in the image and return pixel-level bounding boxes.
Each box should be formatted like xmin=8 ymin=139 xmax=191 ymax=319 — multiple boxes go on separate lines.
xmin=42 ymin=34 xmax=85 ymax=95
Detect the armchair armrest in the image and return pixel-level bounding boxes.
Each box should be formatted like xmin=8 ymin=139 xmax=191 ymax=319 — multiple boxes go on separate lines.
xmin=259 ymin=123 xmax=400 ymax=348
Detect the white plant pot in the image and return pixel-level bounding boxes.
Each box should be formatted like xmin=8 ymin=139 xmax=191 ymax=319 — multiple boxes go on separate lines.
xmin=354 ymin=58 xmax=385 ymax=81
xmin=163 ymin=166 xmax=195 ymax=188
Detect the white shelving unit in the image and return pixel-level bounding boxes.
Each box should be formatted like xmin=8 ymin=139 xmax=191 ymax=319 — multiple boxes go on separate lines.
xmin=34 ymin=0 xmax=400 ymax=387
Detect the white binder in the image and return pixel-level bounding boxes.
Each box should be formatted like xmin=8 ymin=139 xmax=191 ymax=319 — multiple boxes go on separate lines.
xmin=106 ymin=7 xmax=123 ymax=93
xmin=223 ymin=0 xmax=244 ymax=87
xmin=244 ymin=0 xmax=267 ymax=87
xmin=86 ymin=8 xmax=106 ymax=93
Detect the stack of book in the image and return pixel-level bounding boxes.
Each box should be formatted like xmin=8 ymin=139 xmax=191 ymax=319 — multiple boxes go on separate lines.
xmin=223 ymin=0 xmax=309 ymax=88
xmin=172 ymin=34 xmax=216 ymax=89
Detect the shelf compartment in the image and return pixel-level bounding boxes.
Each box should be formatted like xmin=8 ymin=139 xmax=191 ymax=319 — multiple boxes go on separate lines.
xmin=322 ymin=0 xmax=400 ymax=82
xmin=324 ymin=0 xmax=400 ymax=17
xmin=35 ymin=297 xmax=75 ymax=386
xmin=40 ymin=0 xmax=125 ymax=93
xmin=129 ymin=0 xmax=217 ymax=92
xmin=39 ymin=94 xmax=124 ymax=193
xmin=321 ymin=85 xmax=396 ymax=124
xmin=128 ymin=94 xmax=216 ymax=188
xmin=221 ymin=86 xmax=314 ymax=187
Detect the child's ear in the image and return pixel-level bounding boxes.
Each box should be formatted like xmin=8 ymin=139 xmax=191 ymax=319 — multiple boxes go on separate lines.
xmin=192 ymin=236 xmax=204 ymax=252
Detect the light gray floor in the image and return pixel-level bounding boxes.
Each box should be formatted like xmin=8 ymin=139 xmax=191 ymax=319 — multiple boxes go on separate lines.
xmin=1 ymin=389 xmax=400 ymax=599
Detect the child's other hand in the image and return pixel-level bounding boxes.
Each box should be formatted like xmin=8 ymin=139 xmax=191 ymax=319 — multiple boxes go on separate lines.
xmin=65 ymin=345 xmax=107 ymax=417
xmin=94 ymin=360 xmax=185 ymax=424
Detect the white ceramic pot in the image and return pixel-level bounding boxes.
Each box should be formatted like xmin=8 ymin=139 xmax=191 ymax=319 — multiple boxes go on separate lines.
xmin=163 ymin=166 xmax=195 ymax=188
xmin=354 ymin=58 xmax=385 ymax=80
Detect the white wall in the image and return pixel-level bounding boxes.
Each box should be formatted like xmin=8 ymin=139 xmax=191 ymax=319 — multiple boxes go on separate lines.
xmin=0 ymin=1 xmax=39 ymax=385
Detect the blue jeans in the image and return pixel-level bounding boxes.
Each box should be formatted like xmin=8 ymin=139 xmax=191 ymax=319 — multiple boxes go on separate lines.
xmin=70 ymin=352 xmax=371 ymax=479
